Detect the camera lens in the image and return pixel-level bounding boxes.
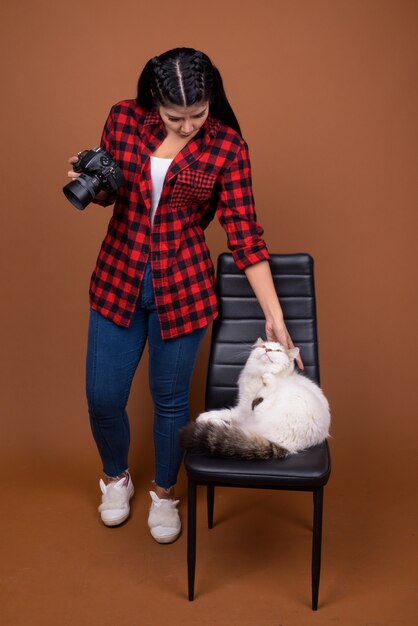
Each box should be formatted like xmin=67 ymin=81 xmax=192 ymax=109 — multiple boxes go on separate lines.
xmin=62 ymin=147 xmax=124 ymax=210
xmin=62 ymin=174 xmax=101 ymax=210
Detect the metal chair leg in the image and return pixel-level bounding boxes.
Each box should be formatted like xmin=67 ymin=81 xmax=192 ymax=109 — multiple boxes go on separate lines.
xmin=312 ymin=487 xmax=324 ymax=610
xmin=187 ymin=478 xmax=197 ymax=601
xmin=206 ymin=484 xmax=214 ymax=528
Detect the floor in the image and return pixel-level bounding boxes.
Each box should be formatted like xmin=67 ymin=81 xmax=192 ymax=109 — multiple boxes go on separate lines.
xmin=1 ymin=441 xmax=417 ymax=626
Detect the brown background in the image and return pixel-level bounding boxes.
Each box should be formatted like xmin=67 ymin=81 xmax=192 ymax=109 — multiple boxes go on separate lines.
xmin=1 ymin=1 xmax=417 ymax=624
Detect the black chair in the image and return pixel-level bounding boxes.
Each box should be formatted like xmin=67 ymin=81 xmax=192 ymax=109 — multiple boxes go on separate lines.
xmin=184 ymin=253 xmax=331 ymax=610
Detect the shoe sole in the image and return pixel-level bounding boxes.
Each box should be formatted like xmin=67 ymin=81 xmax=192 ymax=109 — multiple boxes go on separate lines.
xmin=102 ymin=512 xmax=130 ymax=527
xmin=150 ymin=528 xmax=181 ymax=544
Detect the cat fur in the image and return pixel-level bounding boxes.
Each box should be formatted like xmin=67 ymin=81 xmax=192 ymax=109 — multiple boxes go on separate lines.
xmin=179 ymin=337 xmax=331 ymax=459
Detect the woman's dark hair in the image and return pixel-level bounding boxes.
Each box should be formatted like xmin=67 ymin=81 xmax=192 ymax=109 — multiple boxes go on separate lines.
xmin=137 ymin=47 xmax=242 ymax=137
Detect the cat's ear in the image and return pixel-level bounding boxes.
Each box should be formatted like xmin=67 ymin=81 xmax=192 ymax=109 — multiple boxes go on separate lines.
xmin=287 ymin=347 xmax=300 ymax=360
xmin=256 ymin=337 xmax=264 ymax=345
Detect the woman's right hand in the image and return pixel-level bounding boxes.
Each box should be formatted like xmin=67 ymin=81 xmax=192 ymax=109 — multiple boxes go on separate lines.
xmin=66 ymin=153 xmax=113 ymax=205
xmin=67 ymin=155 xmax=81 ymax=181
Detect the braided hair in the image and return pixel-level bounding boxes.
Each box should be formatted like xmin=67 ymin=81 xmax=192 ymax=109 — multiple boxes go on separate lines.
xmin=137 ymin=47 xmax=242 ymax=137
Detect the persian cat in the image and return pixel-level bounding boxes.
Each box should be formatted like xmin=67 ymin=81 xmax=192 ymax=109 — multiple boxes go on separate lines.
xmin=180 ymin=338 xmax=331 ymax=459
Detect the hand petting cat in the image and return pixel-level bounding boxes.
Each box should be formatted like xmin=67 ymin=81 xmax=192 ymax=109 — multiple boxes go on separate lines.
xmin=265 ymin=316 xmax=305 ymax=371
xmin=242 ymin=260 xmax=304 ymax=371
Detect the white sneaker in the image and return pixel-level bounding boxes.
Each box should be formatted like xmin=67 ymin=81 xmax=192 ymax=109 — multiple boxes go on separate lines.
xmin=147 ymin=491 xmax=181 ymax=543
xmin=98 ymin=473 xmax=134 ymax=526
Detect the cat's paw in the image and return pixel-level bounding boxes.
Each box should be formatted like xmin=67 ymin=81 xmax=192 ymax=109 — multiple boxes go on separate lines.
xmin=262 ymin=372 xmax=276 ymax=386
xmin=196 ymin=408 xmax=234 ymax=425
xmin=195 ymin=412 xmax=212 ymax=423
xmin=196 ymin=410 xmax=224 ymax=424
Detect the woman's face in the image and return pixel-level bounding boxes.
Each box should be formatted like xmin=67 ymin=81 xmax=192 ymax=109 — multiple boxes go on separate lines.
xmin=158 ymin=101 xmax=209 ymax=139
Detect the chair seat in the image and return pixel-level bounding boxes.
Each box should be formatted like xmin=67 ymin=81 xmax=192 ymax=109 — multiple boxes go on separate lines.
xmin=184 ymin=441 xmax=331 ymax=489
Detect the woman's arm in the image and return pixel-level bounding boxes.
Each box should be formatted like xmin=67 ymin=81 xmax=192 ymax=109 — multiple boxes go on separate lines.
xmin=244 ymin=260 xmax=305 ymax=370
xmin=214 ymin=139 xmax=304 ymax=370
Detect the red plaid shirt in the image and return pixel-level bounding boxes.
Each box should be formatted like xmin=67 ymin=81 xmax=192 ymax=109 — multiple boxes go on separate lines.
xmin=89 ymin=99 xmax=271 ymax=339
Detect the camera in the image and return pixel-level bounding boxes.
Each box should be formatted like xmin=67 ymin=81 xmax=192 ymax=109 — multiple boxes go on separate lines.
xmin=63 ymin=147 xmax=124 ymax=210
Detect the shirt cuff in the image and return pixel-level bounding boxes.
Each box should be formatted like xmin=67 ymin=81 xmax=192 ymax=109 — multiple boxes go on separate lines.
xmin=232 ymin=244 xmax=271 ymax=271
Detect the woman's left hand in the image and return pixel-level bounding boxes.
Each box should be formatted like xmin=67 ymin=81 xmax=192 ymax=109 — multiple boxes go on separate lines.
xmin=242 ymin=260 xmax=305 ymax=370
xmin=265 ymin=317 xmax=305 ymax=370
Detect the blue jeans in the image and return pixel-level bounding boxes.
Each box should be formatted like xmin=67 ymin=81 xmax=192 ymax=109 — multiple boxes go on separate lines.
xmin=85 ymin=259 xmax=208 ymax=488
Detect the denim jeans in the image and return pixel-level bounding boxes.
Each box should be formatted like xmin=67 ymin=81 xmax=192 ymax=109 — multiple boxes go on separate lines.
xmin=85 ymin=258 xmax=208 ymax=489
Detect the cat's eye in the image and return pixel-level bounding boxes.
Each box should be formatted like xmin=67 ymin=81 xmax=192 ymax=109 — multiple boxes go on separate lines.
xmin=260 ymin=344 xmax=283 ymax=353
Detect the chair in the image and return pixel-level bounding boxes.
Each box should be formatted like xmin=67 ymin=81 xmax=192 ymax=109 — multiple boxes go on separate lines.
xmin=183 ymin=252 xmax=331 ymax=610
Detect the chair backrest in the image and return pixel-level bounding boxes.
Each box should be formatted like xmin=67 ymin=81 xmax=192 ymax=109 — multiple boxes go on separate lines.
xmin=205 ymin=253 xmax=321 ymax=412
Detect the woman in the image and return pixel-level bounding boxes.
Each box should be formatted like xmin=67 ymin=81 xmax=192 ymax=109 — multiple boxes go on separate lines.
xmin=67 ymin=47 xmax=304 ymax=544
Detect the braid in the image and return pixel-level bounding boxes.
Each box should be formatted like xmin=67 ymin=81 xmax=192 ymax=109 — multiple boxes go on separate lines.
xmin=151 ymin=56 xmax=166 ymax=103
xmin=150 ymin=48 xmax=212 ymax=107
xmin=136 ymin=47 xmax=243 ymax=136
xmin=191 ymin=51 xmax=213 ymax=101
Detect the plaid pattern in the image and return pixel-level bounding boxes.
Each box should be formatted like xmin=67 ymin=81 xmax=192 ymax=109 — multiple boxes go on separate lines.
xmin=89 ymin=99 xmax=271 ymax=339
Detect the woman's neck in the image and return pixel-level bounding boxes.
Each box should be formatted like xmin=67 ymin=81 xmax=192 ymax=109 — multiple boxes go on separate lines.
xmin=151 ymin=132 xmax=195 ymax=159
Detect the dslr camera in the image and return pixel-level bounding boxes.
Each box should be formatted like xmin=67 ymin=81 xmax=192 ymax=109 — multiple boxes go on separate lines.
xmin=63 ymin=147 xmax=124 ymax=210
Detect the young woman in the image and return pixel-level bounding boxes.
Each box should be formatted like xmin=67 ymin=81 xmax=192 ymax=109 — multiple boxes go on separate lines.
xmin=67 ymin=47 xmax=304 ymax=544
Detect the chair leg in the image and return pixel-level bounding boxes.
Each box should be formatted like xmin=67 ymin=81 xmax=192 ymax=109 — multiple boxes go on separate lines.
xmin=206 ymin=484 xmax=214 ymax=528
xmin=187 ymin=478 xmax=197 ymax=601
xmin=312 ymin=487 xmax=324 ymax=610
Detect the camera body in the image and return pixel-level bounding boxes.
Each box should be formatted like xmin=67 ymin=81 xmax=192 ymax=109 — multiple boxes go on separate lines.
xmin=63 ymin=147 xmax=124 ymax=210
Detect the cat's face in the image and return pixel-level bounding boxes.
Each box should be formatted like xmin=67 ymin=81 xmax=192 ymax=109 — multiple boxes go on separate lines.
xmin=250 ymin=338 xmax=300 ymax=374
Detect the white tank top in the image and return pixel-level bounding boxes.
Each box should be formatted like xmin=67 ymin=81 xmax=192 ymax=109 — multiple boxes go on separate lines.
xmin=150 ymin=156 xmax=174 ymax=225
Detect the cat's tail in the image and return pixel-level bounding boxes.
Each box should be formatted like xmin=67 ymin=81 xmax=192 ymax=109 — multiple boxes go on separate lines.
xmin=179 ymin=421 xmax=289 ymax=460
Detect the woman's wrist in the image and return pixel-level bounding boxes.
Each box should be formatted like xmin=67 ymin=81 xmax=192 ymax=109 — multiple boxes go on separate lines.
xmin=265 ymin=309 xmax=284 ymax=324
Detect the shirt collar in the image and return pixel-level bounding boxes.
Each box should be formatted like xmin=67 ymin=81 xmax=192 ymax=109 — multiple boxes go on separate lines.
xmin=143 ymin=109 xmax=162 ymax=126
xmin=143 ymin=108 xmax=221 ymax=138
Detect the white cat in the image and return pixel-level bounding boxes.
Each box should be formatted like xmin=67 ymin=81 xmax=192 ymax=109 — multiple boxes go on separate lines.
xmin=179 ymin=338 xmax=331 ymax=459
